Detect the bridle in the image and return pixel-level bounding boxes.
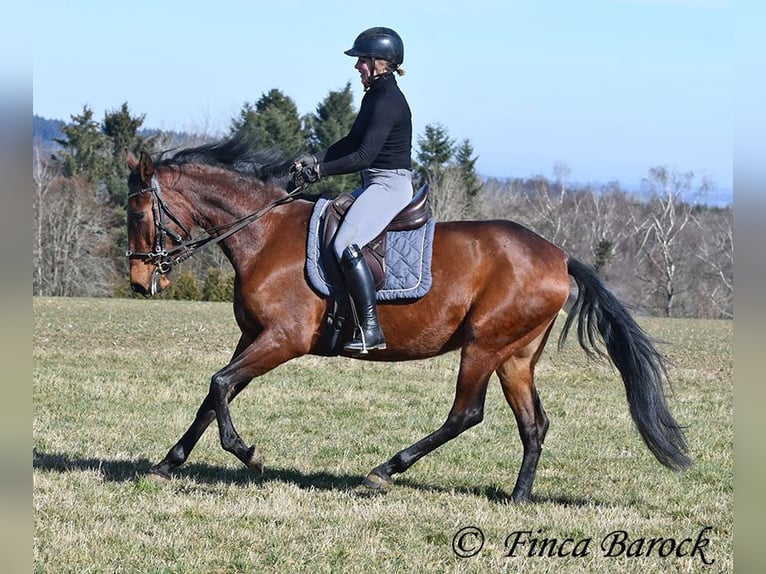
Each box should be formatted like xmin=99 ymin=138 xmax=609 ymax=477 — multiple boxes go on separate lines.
xmin=126 ymin=173 xmax=305 ymax=290
xmin=126 ymin=175 xmax=191 ymax=276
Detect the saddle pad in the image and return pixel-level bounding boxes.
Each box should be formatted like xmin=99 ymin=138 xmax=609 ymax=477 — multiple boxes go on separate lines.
xmin=306 ymin=197 xmax=436 ymax=301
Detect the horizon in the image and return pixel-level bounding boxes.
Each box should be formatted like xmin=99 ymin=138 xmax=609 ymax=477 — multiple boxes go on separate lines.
xmin=31 ymin=111 xmax=733 ymax=206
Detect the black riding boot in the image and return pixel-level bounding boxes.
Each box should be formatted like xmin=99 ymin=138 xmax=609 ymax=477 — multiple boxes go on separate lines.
xmin=340 ymin=244 xmax=386 ymax=354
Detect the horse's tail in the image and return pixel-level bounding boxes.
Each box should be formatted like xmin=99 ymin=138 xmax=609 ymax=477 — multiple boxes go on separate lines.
xmin=559 ymin=258 xmax=692 ymax=471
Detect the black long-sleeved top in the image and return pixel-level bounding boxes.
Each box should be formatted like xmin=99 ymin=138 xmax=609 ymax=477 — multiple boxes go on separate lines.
xmin=320 ymin=73 xmax=412 ymax=177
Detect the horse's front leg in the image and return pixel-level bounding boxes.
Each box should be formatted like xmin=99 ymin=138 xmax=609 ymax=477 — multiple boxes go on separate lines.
xmin=149 ymin=336 xmax=255 ymax=480
xmin=209 ymin=331 xmax=306 ymax=473
xmin=149 ymin=331 xmax=303 ymax=479
xmin=149 ymin=382 xmax=254 ymax=479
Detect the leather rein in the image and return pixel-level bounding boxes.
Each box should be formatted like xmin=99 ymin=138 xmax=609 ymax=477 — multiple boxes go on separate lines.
xmin=126 ymin=174 xmax=305 ymax=276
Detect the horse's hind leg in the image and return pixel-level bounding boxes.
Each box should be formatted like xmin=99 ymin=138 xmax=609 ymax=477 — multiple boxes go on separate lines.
xmin=497 ymin=325 xmax=554 ymax=502
xmin=364 ymin=349 xmax=493 ymax=490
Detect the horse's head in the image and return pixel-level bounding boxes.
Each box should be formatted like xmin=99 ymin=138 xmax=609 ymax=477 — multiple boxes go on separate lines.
xmin=125 ymin=150 xmax=178 ymax=296
xmin=125 ymin=135 xmax=298 ymax=296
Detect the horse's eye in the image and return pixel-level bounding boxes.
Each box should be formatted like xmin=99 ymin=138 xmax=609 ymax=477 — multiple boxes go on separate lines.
xmin=129 ymin=211 xmax=145 ymax=222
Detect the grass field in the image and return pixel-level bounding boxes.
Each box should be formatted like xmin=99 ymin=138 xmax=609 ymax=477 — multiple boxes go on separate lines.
xmin=33 ymin=296 xmax=732 ymax=573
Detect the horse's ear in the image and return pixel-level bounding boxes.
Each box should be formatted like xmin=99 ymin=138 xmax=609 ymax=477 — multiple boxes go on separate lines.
xmin=126 ymin=148 xmax=139 ymax=170
xmin=138 ymin=151 xmax=155 ymax=182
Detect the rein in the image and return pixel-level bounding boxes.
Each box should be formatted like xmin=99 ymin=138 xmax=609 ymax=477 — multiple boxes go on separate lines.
xmin=126 ymin=174 xmax=305 ymax=275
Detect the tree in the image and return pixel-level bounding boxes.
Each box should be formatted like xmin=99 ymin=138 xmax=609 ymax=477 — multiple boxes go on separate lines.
xmin=53 ymin=103 xmax=151 ymax=208
xmin=304 ymin=83 xmax=359 ymax=196
xmin=308 ymin=82 xmax=356 ymax=152
xmin=454 ymin=138 xmax=482 ymax=199
xmin=32 ymin=173 xmax=114 ymax=296
xmin=203 ymin=267 xmax=235 ymax=302
xmin=54 ymin=105 xmax=111 ymax=183
xmin=693 ymin=206 xmax=733 ymax=318
xmin=583 ymin=183 xmax=635 ymax=278
xmin=230 ymin=89 xmax=304 ymax=154
xmin=165 ymin=271 xmax=202 ymax=301
xmin=634 ymin=167 xmax=700 ymax=317
xmin=414 ymin=124 xmax=483 ymax=220
xmin=429 ymin=168 xmax=471 ymax=222
xmin=518 ymin=168 xmax=585 ymax=249
xmin=33 ymin=142 xmax=57 ymax=296
xmin=415 ymin=123 xmax=454 ymax=186
xmin=101 ymin=102 xmax=154 ymax=206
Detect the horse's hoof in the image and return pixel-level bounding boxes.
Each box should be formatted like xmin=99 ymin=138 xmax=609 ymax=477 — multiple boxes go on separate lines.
xmin=247 ymin=446 xmax=264 ymax=475
xmin=509 ymin=492 xmax=532 ymax=504
xmin=147 ymin=469 xmax=171 ymax=483
xmin=362 ymin=471 xmax=392 ymax=491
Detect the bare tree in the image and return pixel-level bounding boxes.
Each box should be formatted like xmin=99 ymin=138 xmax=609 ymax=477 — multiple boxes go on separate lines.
xmin=583 ymin=184 xmax=637 ymax=277
xmin=429 ymin=168 xmax=472 ymax=222
xmin=33 ymin=172 xmax=115 ymax=297
xmin=472 ymin=177 xmax=526 ymax=221
xmin=520 ymin=167 xmax=586 ymax=250
xmin=33 ymin=142 xmax=57 ymax=296
xmin=694 ymin=207 xmax=733 ymax=318
xmin=634 ymin=167 xmax=699 ymax=317
xmin=552 ymin=161 xmax=571 ymax=197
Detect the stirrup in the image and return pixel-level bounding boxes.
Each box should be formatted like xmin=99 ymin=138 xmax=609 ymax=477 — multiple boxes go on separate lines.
xmin=344 ymin=328 xmax=386 ymax=355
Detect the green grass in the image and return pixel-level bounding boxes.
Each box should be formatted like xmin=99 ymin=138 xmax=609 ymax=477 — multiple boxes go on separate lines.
xmin=33 ymin=297 xmax=733 ymax=573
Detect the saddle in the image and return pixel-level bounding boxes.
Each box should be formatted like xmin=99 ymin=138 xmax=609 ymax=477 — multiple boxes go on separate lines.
xmin=319 ymin=184 xmax=431 ymax=289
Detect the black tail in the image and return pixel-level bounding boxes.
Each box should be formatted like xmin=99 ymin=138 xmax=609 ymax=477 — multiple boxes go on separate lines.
xmin=559 ymin=258 xmax=692 ymax=471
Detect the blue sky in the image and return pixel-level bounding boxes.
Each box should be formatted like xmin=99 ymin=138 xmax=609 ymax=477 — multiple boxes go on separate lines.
xmin=30 ymin=0 xmax=733 ymax=188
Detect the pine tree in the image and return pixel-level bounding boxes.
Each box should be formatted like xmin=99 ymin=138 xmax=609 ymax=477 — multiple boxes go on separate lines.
xmin=230 ymin=89 xmax=304 ymax=154
xmin=102 ymin=102 xmax=154 ymax=206
xmin=415 ymin=123 xmax=454 ymax=185
xmin=454 ymin=138 xmax=482 ymax=198
xmin=54 ymin=105 xmax=111 ymax=183
xmin=306 ymin=83 xmax=359 ymax=196
xmin=309 ymin=82 xmax=356 ymax=152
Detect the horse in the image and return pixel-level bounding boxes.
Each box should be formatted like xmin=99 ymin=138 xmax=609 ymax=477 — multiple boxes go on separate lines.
xmin=125 ymin=133 xmax=691 ymax=502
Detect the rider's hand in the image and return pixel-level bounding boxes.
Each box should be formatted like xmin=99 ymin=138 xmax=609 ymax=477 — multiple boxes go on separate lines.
xmin=291 ymin=164 xmax=321 ymax=189
xmin=290 ymin=154 xmax=318 ymax=176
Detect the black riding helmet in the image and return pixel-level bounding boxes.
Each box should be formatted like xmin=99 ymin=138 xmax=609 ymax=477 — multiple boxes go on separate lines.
xmin=344 ymin=27 xmax=404 ymax=68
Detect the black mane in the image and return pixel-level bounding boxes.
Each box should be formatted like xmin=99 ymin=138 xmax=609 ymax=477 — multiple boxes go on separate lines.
xmin=154 ymin=131 xmax=294 ymax=185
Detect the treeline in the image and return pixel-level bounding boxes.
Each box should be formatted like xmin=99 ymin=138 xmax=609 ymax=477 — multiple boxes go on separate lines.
xmin=32 ymin=88 xmax=732 ymax=318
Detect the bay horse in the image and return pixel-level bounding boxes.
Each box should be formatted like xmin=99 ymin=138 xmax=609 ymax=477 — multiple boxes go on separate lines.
xmin=125 ymin=133 xmax=691 ymax=502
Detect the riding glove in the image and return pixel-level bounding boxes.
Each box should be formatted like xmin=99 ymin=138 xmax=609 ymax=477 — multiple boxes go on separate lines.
xmin=289 ymin=154 xmax=320 ymax=189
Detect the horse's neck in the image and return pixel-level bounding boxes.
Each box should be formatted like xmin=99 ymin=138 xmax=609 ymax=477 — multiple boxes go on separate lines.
xmin=180 ymin=170 xmax=287 ymax=229
xmin=168 ymin=169 xmax=295 ymax=270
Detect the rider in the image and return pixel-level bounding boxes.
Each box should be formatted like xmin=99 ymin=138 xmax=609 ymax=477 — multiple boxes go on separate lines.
xmin=291 ymin=27 xmax=414 ymax=355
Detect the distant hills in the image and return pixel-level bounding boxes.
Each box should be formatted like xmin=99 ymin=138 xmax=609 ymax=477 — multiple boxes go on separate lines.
xmin=33 ymin=115 xmax=65 ymax=156
xmin=33 ymin=115 xmax=64 ymax=142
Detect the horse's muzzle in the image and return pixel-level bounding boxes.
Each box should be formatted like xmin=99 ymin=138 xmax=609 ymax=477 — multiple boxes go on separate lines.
xmin=130 ymin=268 xmax=168 ymax=297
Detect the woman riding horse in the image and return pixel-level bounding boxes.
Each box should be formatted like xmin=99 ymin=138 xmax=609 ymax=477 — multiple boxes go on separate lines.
xmin=291 ymin=27 xmax=413 ymax=355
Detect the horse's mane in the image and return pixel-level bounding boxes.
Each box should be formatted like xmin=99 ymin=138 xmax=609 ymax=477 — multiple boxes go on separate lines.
xmin=154 ymin=130 xmax=294 ymax=186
